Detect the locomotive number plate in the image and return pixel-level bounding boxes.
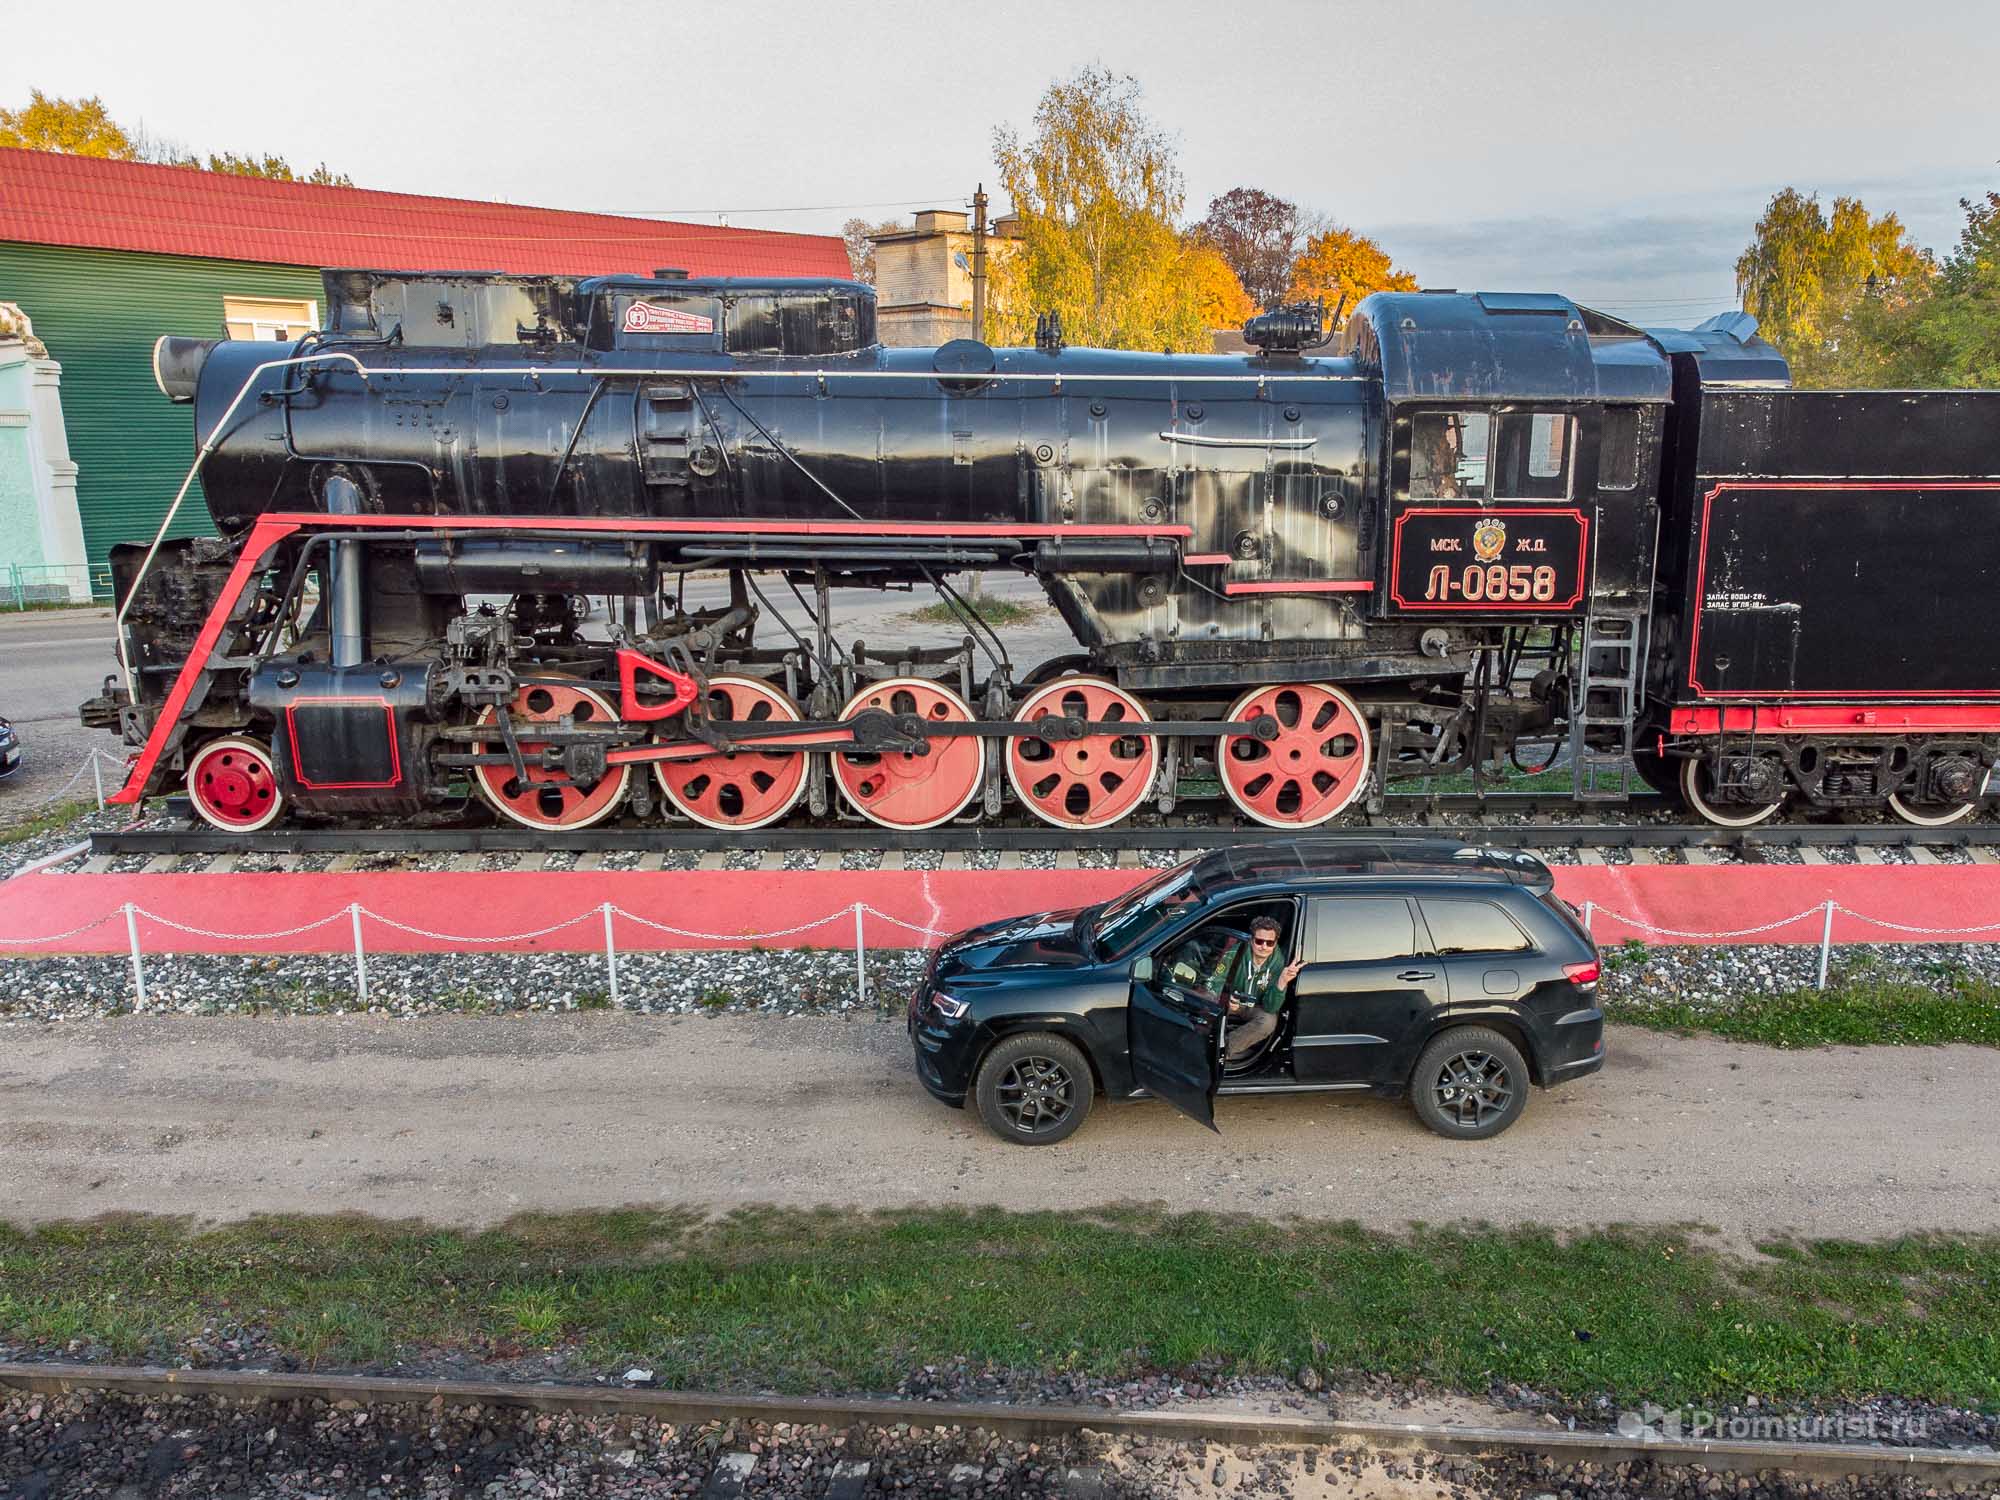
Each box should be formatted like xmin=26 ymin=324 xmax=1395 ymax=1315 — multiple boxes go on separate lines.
xmin=1388 ymin=505 xmax=1589 ymax=613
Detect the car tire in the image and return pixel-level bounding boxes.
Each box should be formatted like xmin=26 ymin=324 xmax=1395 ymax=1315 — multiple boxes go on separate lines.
xmin=1410 ymin=1026 xmax=1530 ymax=1141
xmin=973 ymin=1032 xmax=1094 ymax=1146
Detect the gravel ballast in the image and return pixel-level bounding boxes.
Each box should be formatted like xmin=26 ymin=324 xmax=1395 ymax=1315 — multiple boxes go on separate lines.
xmin=0 ymin=940 xmax=1991 ymax=1026
xmin=0 ymin=1386 xmax=1991 ymax=1499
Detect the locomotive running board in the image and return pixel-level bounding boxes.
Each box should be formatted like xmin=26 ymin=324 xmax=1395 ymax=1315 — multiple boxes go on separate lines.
xmin=107 ymin=510 xmax=1197 ymax=808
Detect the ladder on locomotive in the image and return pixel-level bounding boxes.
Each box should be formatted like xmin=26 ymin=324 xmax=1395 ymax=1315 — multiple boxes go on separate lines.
xmin=1568 ymin=607 xmax=1643 ymax=801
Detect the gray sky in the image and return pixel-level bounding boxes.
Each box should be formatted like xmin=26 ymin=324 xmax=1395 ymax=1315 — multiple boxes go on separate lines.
xmin=8 ymin=0 xmax=1995 ymax=324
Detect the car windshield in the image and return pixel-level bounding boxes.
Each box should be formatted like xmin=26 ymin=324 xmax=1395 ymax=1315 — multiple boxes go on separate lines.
xmin=1090 ymin=866 xmax=1204 ymax=957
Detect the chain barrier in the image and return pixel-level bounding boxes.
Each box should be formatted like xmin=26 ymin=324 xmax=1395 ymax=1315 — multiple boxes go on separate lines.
xmin=5 ymin=892 xmax=2000 ymax=1009
xmin=0 ymin=747 xmax=125 ymax=814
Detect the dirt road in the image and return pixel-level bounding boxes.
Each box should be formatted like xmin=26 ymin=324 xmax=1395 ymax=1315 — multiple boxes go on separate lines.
xmin=1 ymin=1015 xmax=1991 ymax=1244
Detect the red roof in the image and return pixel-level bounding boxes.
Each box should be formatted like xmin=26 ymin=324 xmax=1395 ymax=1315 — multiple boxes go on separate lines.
xmin=0 ymin=148 xmax=850 ymax=279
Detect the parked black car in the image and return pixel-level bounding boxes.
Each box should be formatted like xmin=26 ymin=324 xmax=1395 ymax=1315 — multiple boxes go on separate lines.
xmin=908 ymin=839 xmax=1604 ymax=1144
xmin=0 ymin=715 xmax=20 ymax=780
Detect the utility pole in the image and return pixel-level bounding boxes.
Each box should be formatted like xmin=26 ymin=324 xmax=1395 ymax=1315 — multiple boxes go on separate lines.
xmin=970 ymin=183 xmax=988 ymax=341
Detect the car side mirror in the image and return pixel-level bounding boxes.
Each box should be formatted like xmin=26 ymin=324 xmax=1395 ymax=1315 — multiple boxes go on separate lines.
xmin=1132 ymin=956 xmax=1154 ymax=984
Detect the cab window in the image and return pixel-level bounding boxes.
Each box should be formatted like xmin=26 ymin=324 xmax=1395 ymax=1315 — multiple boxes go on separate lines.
xmin=1309 ymin=897 xmax=1419 ymax=963
xmin=1491 ymin=413 xmax=1573 ymax=499
xmin=1598 ymin=407 xmax=1641 ymax=490
xmin=1418 ymin=899 xmax=1532 ymax=954
xmin=1409 ymin=411 xmax=1489 ymax=500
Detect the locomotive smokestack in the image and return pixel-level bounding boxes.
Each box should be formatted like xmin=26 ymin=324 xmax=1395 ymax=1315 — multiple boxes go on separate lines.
xmin=152 ymin=335 xmax=217 ymax=403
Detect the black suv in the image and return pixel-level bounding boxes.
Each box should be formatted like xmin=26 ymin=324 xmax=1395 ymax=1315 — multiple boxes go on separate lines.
xmin=908 ymin=838 xmax=1603 ymax=1144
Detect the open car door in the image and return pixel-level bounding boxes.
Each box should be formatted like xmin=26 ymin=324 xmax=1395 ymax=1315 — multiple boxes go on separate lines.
xmin=1126 ymin=936 xmax=1237 ymax=1132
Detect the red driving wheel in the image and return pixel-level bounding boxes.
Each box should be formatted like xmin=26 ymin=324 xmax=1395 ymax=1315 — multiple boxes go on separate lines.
xmin=1218 ymin=682 xmax=1371 ymax=829
xmin=654 ymin=675 xmax=811 ymax=830
xmin=472 ymin=681 xmax=630 ymax=831
xmin=187 ymin=735 xmax=285 ymax=832
xmin=831 ymin=676 xmax=986 ymax=831
xmin=1006 ymin=676 xmax=1158 ymax=829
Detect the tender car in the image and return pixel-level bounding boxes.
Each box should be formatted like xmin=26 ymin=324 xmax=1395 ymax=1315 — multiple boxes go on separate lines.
xmin=908 ymin=838 xmax=1604 ymax=1144
xmin=0 ymin=715 xmax=20 ymax=779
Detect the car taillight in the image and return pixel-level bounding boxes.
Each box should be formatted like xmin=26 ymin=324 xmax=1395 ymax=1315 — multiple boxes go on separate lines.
xmin=931 ymin=991 xmax=970 ymax=1020
xmin=1563 ymin=960 xmax=1601 ymax=988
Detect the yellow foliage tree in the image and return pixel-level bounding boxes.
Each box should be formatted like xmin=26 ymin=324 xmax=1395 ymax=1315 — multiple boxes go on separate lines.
xmin=987 ymin=67 xmax=1217 ymax=351
xmin=1735 ymin=188 xmax=1935 ymax=386
xmin=1182 ymin=241 xmax=1255 ymax=332
xmin=0 ymin=90 xmax=137 ymax=158
xmin=1285 ymin=224 xmax=1418 ymax=321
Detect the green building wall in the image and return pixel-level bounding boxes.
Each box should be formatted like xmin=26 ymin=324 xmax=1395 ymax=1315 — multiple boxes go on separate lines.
xmin=0 ymin=243 xmax=323 ymax=576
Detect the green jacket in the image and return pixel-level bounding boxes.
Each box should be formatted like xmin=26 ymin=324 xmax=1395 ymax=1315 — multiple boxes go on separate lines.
xmin=1210 ymin=940 xmax=1289 ymax=1013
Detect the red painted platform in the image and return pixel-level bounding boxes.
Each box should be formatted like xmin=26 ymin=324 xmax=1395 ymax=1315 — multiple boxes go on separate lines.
xmin=2 ymin=864 xmax=1998 ymax=955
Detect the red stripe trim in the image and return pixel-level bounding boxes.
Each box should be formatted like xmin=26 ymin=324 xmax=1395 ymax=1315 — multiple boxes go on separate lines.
xmin=1689 ymin=482 xmax=2000 ymax=700
xmin=1669 ymin=704 xmax=2000 ymax=735
xmin=1222 ymin=580 xmax=1373 ymax=595
xmin=265 ymin=512 xmax=1194 ymax=540
xmin=1182 ymin=552 xmax=1233 ymax=566
xmin=284 ymin=698 xmax=403 ymax=789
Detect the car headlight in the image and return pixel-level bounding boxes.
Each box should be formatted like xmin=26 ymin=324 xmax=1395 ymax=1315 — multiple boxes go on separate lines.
xmin=931 ymin=991 xmax=970 ymax=1020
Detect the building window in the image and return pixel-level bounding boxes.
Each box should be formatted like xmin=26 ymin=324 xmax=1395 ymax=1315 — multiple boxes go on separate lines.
xmin=223 ymin=296 xmax=318 ymax=342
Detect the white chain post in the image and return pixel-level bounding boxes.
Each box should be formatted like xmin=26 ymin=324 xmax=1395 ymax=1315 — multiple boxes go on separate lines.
xmin=1581 ymin=900 xmax=1595 ymax=936
xmin=602 ymin=902 xmax=621 ymax=1009
xmin=91 ymin=751 xmax=105 ymax=811
xmin=853 ymin=902 xmax=868 ymax=1009
xmin=1817 ymin=899 xmax=1836 ymax=991
xmin=124 ymin=903 xmax=146 ymax=1011
xmin=350 ymin=902 xmax=368 ymax=1007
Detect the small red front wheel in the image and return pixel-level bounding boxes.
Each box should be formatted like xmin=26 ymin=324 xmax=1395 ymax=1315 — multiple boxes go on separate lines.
xmin=186 ymin=735 xmax=286 ymax=832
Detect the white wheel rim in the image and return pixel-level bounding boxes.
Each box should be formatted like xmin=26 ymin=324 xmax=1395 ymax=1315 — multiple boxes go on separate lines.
xmin=473 ymin=683 xmax=630 ymax=832
xmin=1886 ymin=792 xmax=1979 ymax=827
xmin=831 ymin=676 xmax=986 ymax=831
xmin=186 ymin=735 xmax=286 ymax=833
xmin=1681 ymin=758 xmax=1784 ymax=828
xmin=1005 ymin=675 xmax=1158 ymax=830
xmin=1218 ymin=682 xmax=1372 ymax=829
xmin=653 ymin=675 xmax=811 ymax=831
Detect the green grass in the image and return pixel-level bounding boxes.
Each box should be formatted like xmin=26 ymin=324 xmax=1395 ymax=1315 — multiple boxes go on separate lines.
xmin=1605 ymin=947 xmax=2000 ymax=1048
xmin=0 ymin=797 xmax=92 ymax=844
xmin=907 ymin=596 xmax=1043 ymax=627
xmin=2 ymin=1208 xmax=1997 ymax=1410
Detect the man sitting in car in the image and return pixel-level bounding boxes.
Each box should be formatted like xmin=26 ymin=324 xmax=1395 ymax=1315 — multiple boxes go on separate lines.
xmin=1210 ymin=916 xmax=1303 ymax=1060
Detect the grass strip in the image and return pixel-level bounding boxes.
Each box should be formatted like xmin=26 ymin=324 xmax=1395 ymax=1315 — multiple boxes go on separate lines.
xmin=2 ymin=1209 xmax=1996 ymax=1412
xmin=1602 ymin=947 xmax=2000 ymax=1048
xmin=0 ymin=798 xmax=92 ymax=844
xmin=906 ymin=597 xmax=1043 ymax=626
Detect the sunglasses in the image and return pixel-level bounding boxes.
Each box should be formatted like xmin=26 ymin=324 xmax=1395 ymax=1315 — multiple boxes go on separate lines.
xmin=1251 ymin=937 xmax=1277 ymax=948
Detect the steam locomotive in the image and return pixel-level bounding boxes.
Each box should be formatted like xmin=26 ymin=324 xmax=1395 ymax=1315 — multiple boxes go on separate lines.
xmin=87 ymin=267 xmax=2000 ymax=835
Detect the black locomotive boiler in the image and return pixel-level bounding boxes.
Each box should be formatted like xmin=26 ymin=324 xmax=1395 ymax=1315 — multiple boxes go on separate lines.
xmin=88 ymin=268 xmax=2000 ymax=835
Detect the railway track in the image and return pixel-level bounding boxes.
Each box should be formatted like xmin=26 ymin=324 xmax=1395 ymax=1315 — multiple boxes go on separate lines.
xmin=2 ymin=1363 xmax=1993 ymax=1497
xmin=83 ymin=800 xmax=2000 ymax=859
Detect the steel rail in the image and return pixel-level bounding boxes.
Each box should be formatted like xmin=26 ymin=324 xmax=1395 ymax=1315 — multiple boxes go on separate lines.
xmin=85 ymin=812 xmax=1999 ymax=856
xmin=0 ymin=1363 xmax=1990 ymax=1485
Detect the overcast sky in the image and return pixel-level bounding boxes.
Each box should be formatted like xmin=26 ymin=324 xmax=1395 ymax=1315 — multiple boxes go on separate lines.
xmin=8 ymin=0 xmax=1995 ymax=324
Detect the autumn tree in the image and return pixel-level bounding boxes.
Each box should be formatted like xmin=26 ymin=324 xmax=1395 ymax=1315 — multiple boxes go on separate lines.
xmin=1192 ymin=187 xmax=1301 ymax=310
xmin=840 ymin=216 xmax=905 ymax=283
xmin=1182 ymin=240 xmax=1256 ymax=331
xmin=0 ymin=91 xmax=137 ymax=157
xmin=1734 ymin=188 xmax=1934 ymax=387
xmin=1 ymin=90 xmax=353 ymax=186
xmin=1869 ymin=190 xmax=2000 ymax=389
xmin=988 ymin=66 xmax=1217 ymax=351
xmin=1285 ymin=223 xmax=1417 ymax=322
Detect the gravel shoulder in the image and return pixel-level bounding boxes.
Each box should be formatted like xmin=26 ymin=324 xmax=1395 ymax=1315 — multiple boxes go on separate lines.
xmin=1 ymin=1015 xmax=1994 ymax=1245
